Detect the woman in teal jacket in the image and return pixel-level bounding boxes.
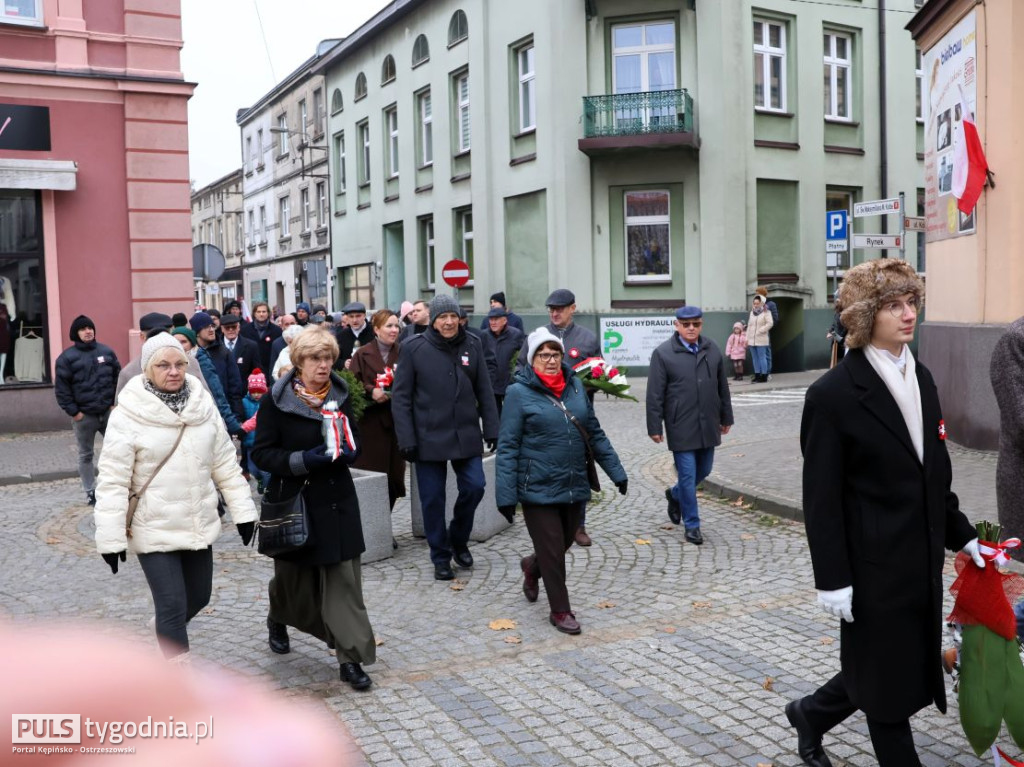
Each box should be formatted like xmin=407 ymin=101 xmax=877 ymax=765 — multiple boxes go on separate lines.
xmin=497 ymin=328 xmax=627 ymax=635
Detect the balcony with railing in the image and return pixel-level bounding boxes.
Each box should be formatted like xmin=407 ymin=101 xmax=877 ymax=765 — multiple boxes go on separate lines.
xmin=578 ymin=88 xmax=698 ymax=156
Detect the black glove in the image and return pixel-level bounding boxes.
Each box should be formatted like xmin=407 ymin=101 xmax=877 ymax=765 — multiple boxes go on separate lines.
xmin=302 ymin=444 xmax=334 ymax=470
xmin=400 ymin=446 xmax=418 ymax=462
xmin=484 ymin=439 xmax=497 ymax=453
xmin=232 ymin=428 xmax=246 ymax=440
xmin=237 ymin=521 xmax=255 ymax=546
xmin=498 ymin=505 xmax=516 ymax=523
xmin=102 ymin=551 xmax=126 ymax=574
xmin=616 ymin=480 xmax=628 ymax=496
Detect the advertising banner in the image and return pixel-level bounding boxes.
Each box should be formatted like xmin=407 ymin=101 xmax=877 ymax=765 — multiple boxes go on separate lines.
xmin=600 ymin=316 xmax=675 ymax=366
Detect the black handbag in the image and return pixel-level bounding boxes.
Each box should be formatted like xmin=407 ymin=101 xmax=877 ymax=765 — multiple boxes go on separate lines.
xmin=256 ymin=479 xmax=312 ymax=558
xmin=544 ymin=394 xmax=601 ymax=493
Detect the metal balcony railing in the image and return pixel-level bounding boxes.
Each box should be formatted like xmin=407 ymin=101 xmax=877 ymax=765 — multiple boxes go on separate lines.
xmin=582 ymin=88 xmax=694 ymax=138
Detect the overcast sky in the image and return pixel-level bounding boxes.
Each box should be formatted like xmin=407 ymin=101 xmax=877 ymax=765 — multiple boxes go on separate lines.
xmin=181 ymin=0 xmax=390 ymax=189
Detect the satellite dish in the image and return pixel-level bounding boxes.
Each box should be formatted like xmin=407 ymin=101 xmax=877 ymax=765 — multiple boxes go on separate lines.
xmin=192 ymin=244 xmax=225 ymax=281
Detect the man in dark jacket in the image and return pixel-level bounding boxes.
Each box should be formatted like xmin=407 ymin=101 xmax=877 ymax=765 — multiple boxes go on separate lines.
xmin=459 ymin=307 xmax=498 ymax=382
xmin=240 ymin=300 xmax=282 ymax=371
xmin=220 ymin=313 xmax=260 ymax=382
xmin=292 ymin=301 xmax=311 ymax=326
xmin=398 ymin=299 xmax=429 ymax=341
xmin=191 ymin=311 xmax=244 ymax=418
xmin=646 ymin=305 xmax=733 ymax=546
xmin=334 ymin=301 xmax=374 ymax=368
xmin=391 ymin=294 xmax=500 ymax=581
xmin=485 ymin=306 xmax=524 ymax=415
xmin=478 ymin=291 xmax=524 ymax=333
xmin=54 ymin=315 xmax=121 ymax=505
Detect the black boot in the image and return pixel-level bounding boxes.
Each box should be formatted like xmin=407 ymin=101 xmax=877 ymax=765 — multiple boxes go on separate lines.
xmin=340 ymin=662 xmax=372 ymax=690
xmin=267 ymin=616 xmax=290 ymax=654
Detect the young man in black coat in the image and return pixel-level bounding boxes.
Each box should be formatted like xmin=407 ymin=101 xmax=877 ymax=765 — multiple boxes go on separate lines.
xmin=787 ymin=259 xmax=983 ymax=767
xmin=191 ymin=311 xmax=244 ymax=419
xmin=390 ymin=294 xmax=500 ymax=581
xmin=484 ymin=306 xmax=525 ymax=415
xmin=334 ymin=301 xmax=374 ymax=368
xmin=240 ymin=300 xmax=282 ymax=372
xmin=54 ymin=315 xmax=121 ymax=505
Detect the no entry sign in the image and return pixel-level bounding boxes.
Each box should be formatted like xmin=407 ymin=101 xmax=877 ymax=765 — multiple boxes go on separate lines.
xmin=441 ymin=259 xmax=471 ymax=288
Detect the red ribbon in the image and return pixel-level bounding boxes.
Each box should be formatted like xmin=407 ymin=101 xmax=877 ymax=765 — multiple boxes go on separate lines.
xmin=997 ymin=747 xmax=1024 ymax=766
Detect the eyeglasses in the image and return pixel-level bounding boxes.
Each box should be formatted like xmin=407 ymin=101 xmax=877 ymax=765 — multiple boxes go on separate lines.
xmin=882 ymin=297 xmax=921 ymax=318
xmin=676 ymin=321 xmax=702 ymax=329
xmin=535 ymin=352 xmax=563 ymax=362
xmin=154 ymin=362 xmax=188 ymax=372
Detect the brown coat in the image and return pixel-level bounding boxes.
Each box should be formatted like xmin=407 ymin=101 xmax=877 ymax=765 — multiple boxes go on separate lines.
xmin=349 ymin=341 xmax=406 ymax=506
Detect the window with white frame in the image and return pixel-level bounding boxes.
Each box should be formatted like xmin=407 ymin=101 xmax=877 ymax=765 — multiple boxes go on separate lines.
xmin=385 ymin=106 xmax=399 ymax=178
xmin=624 ymin=190 xmax=671 ymax=283
xmin=299 ymin=99 xmax=307 ymax=132
xmin=277 ymin=115 xmax=289 ymax=153
xmin=457 ymin=207 xmax=473 ymax=283
xmin=753 ymin=19 xmax=786 ymax=112
xmin=915 ymin=48 xmax=923 ymax=123
xmin=823 ymin=32 xmax=852 ymax=120
xmin=358 ymin=121 xmax=371 ymax=185
xmin=0 ymin=0 xmax=42 ymax=25
xmin=455 ymin=72 xmax=470 ymax=152
xmin=301 ymin=188 xmax=311 ymax=232
xmin=420 ymin=216 xmax=435 ymax=288
xmin=316 ymin=182 xmax=327 ymax=226
xmin=517 ymin=43 xmax=536 ymax=132
xmin=259 ymin=205 xmax=267 ymax=242
xmin=279 ymin=196 xmax=290 ymax=237
xmin=612 ymin=21 xmax=676 ymax=94
xmin=334 ymin=132 xmax=346 ymax=194
xmin=256 ymin=129 xmax=264 ymax=167
xmin=246 ymin=136 xmax=253 ymax=172
xmin=418 ymin=90 xmax=433 ymax=166
xmin=313 ymin=88 xmax=324 ymax=134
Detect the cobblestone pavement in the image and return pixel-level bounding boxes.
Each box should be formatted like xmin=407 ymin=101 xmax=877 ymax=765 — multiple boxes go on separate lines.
xmin=0 ymin=386 xmax=1006 ymax=767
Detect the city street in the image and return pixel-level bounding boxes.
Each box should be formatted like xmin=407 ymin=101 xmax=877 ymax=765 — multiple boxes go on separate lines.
xmin=0 ymin=379 xmax=1012 ymax=766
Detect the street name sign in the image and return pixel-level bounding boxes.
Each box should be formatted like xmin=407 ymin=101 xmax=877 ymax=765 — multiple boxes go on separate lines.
xmin=903 ymin=216 xmax=926 ymax=232
xmin=852 ymin=234 xmax=902 ymax=250
xmin=853 ymin=197 xmax=901 ymax=217
xmin=441 ymin=259 xmax=471 ymax=288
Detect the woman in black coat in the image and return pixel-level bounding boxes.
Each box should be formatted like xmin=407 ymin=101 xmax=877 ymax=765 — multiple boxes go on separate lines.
xmin=786 ymin=259 xmax=982 ymax=767
xmin=251 ymin=328 xmax=376 ymax=691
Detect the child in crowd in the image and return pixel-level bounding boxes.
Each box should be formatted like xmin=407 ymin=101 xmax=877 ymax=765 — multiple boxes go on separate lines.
xmin=724 ymin=322 xmax=748 ymax=381
xmin=241 ymin=368 xmax=271 ymax=493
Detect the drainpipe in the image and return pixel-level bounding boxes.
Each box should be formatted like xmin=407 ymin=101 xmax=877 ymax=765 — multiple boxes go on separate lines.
xmin=878 ymin=0 xmax=889 ymax=253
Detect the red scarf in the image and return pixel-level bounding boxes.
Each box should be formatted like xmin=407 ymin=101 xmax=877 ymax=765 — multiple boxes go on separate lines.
xmin=535 ymin=369 xmax=566 ymax=397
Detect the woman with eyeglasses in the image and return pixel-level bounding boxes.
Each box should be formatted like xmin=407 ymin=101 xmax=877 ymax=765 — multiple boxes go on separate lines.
xmin=785 ymin=259 xmax=982 ymax=766
xmin=496 ymin=328 xmax=627 ymax=635
xmin=94 ymin=334 xmax=257 ymax=663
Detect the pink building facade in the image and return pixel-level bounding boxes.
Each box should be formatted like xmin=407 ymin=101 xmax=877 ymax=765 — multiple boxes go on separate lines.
xmin=0 ymin=0 xmax=194 ymax=431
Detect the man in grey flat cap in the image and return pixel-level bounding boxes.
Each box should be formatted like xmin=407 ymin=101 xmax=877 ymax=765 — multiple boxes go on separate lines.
xmin=334 ymin=301 xmax=374 ymax=368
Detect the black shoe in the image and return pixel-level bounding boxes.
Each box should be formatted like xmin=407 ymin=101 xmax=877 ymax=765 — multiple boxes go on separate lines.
xmin=785 ymin=699 xmax=833 ymax=767
xmin=452 ymin=547 xmax=474 ymax=568
xmin=434 ymin=562 xmax=455 ymax=580
xmin=86 ymin=490 xmax=96 ymax=506
xmin=339 ymin=662 xmax=372 ymax=691
xmin=267 ymin=616 xmax=290 ymax=654
xmin=392 ymin=537 xmax=398 ymax=550
xmin=684 ymin=527 xmax=704 ymax=545
xmin=665 ymin=488 xmax=681 ymax=525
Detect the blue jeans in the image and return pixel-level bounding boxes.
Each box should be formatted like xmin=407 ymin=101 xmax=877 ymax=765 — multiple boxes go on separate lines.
xmin=416 ymin=457 xmax=485 ymax=566
xmin=765 ymin=345 xmax=773 ymax=374
xmin=750 ymin=346 xmax=769 ymax=375
xmin=246 ymin=453 xmax=270 ymax=490
xmin=671 ymin=447 xmax=715 ymax=530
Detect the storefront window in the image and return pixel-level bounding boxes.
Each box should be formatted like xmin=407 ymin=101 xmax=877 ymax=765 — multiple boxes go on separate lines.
xmin=0 ymin=190 xmax=48 ymax=383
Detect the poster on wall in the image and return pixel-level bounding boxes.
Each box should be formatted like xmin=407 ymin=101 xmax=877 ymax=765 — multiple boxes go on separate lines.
xmin=600 ymin=316 xmax=675 ymax=366
xmin=922 ymin=10 xmax=977 ymax=242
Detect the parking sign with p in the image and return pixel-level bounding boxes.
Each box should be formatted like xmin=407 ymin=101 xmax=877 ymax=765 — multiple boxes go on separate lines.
xmin=826 ymin=210 xmax=848 ymax=241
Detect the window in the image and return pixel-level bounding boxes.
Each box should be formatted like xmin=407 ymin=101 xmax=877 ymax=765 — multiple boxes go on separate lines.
xmin=455 ymin=72 xmax=470 ymax=152
xmin=331 ymin=88 xmax=343 ymax=114
xmin=753 ymin=19 xmax=786 ymax=112
xmin=313 ymin=88 xmax=324 ymax=134
xmin=517 ymin=43 xmax=536 ymax=132
xmin=301 ymin=188 xmax=311 ymax=232
xmin=456 ymin=207 xmax=474 ymax=283
xmin=382 ymin=54 xmax=396 ymax=85
xmin=317 ymin=182 xmax=327 ymax=226
xmin=0 ymin=191 xmax=49 ymax=382
xmin=412 ymin=34 xmax=430 ymax=66
xmin=299 ymin=99 xmax=308 ymax=132
xmin=247 ymin=210 xmax=255 ymax=247
xmin=825 ymin=188 xmax=853 ymax=278
xmin=358 ymin=121 xmax=371 ymax=185
xmin=915 ymin=48 xmax=923 ymax=123
xmin=612 ymin=21 xmax=676 ymax=94
xmin=334 ymin=132 xmax=346 ymax=194
xmin=419 ymin=216 xmax=435 ymax=288
xmin=355 ymin=72 xmax=367 ymax=101
xmin=823 ymin=32 xmax=852 ymax=120
xmin=385 ymin=106 xmax=399 ymax=178
xmin=245 ymin=136 xmax=253 ymax=172
xmin=916 ymin=188 xmax=926 ymax=274
xmin=0 ymin=0 xmax=42 ymax=25
xmin=256 ymin=129 xmax=264 ymax=167
xmin=418 ymin=90 xmax=433 ymax=166
xmin=624 ymin=190 xmax=671 ymax=283
xmin=342 ymin=264 xmax=373 ymax=307
xmin=217 ymin=219 xmax=224 ymax=251
xmin=448 ymin=10 xmax=468 ymax=46
xmin=259 ymin=206 xmax=267 ymax=242
xmin=279 ymin=196 xmax=290 ymax=237
xmin=277 ymin=115 xmax=289 ymax=153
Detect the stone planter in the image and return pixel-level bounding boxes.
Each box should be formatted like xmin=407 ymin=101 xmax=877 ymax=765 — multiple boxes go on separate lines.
xmin=350 ymin=468 xmax=394 ymax=563
xmin=409 ymin=454 xmax=510 ymax=542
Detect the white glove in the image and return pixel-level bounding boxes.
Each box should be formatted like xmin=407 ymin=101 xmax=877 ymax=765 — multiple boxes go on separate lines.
xmin=962 ymin=538 xmax=985 ymax=569
xmin=817 ymin=586 xmax=854 ymax=623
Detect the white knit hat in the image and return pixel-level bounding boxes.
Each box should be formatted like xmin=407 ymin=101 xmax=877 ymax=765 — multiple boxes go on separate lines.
xmin=526 ymin=327 xmax=564 ymax=365
xmin=141 ymin=332 xmax=187 ymax=371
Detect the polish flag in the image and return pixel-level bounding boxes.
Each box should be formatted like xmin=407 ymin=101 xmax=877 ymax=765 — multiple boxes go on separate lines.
xmin=951 ymin=85 xmax=989 ymax=214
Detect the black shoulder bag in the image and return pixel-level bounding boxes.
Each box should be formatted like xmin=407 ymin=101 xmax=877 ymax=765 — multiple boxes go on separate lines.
xmin=256 ymin=477 xmax=312 ymax=558
xmin=544 ymin=394 xmax=601 ymax=492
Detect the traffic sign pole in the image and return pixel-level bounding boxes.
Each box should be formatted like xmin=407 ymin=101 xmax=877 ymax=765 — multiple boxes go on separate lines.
xmin=898 ymin=191 xmax=905 ymax=261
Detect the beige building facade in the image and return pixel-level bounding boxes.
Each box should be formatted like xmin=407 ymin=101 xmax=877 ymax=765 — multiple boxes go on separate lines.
xmin=190 ymin=168 xmax=244 ymax=311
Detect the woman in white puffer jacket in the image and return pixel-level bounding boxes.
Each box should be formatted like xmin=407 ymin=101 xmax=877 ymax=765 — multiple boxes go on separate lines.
xmin=95 ymin=333 xmax=257 ymax=661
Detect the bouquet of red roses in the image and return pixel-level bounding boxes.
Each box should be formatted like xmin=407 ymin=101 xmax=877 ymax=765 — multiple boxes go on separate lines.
xmin=375 ymin=365 xmax=395 ymax=394
xmin=571 ymin=357 xmax=638 ymax=402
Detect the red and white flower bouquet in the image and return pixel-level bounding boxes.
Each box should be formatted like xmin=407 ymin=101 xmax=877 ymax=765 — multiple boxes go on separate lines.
xmin=571 ymin=357 xmax=638 ymax=402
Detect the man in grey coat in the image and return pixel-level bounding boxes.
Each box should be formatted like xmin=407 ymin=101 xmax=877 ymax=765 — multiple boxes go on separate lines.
xmin=646 ymin=305 xmax=734 ymax=545
xmin=391 ymin=294 xmax=500 ymax=581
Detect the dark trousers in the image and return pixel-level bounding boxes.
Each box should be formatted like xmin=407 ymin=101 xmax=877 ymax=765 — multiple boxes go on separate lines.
xmin=416 ymin=457 xmax=485 ymax=566
xmin=522 ymin=501 xmax=584 ymax=613
xmin=799 ymin=672 xmax=921 ymax=766
xmin=137 ymin=547 xmax=213 ymax=658
xmin=494 ymin=394 xmax=504 ymax=418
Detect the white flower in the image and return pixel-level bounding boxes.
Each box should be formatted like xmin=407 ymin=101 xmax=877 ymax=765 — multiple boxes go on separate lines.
xmin=610 ymin=374 xmax=628 ymax=386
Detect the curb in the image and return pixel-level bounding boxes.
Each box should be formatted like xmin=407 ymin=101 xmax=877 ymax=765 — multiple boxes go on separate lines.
xmin=701 ymin=477 xmax=805 ymax=524
xmin=0 ymin=471 xmax=78 ymax=487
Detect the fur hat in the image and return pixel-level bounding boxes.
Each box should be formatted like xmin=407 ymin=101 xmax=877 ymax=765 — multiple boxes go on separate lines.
xmin=837 ymin=259 xmax=924 ymax=350
xmin=526 ymin=327 xmax=564 ymax=365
